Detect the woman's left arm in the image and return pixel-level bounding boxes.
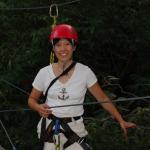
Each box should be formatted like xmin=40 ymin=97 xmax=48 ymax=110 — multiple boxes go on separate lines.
xmin=88 ymin=82 xmax=136 ymax=136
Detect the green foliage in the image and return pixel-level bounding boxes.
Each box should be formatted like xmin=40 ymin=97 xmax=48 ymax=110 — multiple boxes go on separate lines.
xmin=0 ymin=0 xmax=150 ymax=149
xmin=86 ymin=107 xmax=150 ymax=150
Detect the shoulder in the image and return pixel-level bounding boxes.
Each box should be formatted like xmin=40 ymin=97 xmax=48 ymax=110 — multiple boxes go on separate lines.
xmin=35 ymin=65 xmax=52 ymax=78
xmin=38 ymin=65 xmax=51 ymax=73
xmin=76 ymin=62 xmax=96 ymax=78
xmin=76 ymin=62 xmax=92 ymax=72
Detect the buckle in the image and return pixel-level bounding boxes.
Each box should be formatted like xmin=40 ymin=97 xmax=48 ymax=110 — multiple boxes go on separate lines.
xmin=61 ymin=117 xmax=72 ymax=123
xmin=73 ymin=116 xmax=81 ymax=121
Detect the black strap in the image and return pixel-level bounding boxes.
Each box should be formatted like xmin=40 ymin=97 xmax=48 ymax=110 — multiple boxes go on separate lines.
xmin=63 ymin=124 xmax=92 ymax=150
xmin=39 ymin=61 xmax=76 ymax=148
xmin=40 ymin=115 xmax=92 ymax=150
xmin=42 ymin=61 xmax=76 ymax=103
xmin=62 ymin=123 xmax=81 ymax=148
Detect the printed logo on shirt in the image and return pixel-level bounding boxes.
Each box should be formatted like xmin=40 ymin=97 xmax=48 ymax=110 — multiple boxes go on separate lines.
xmin=58 ymin=88 xmax=69 ymax=100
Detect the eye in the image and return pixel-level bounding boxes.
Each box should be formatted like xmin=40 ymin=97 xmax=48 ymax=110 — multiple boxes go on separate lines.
xmin=65 ymin=43 xmax=70 ymax=46
xmin=55 ymin=43 xmax=61 ymax=47
xmin=65 ymin=42 xmax=71 ymax=46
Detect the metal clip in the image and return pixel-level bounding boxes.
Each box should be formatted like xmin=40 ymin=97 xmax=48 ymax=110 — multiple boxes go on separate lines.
xmin=49 ymin=4 xmax=58 ymax=18
xmin=53 ymin=134 xmax=60 ymax=150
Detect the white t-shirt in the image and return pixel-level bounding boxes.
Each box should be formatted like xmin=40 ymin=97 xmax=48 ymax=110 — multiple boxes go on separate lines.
xmin=32 ymin=62 xmax=97 ymax=118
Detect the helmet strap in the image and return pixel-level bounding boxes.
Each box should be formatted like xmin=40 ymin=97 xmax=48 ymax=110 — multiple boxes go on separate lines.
xmin=51 ymin=40 xmax=54 ymax=48
xmin=71 ymin=39 xmax=74 ymax=46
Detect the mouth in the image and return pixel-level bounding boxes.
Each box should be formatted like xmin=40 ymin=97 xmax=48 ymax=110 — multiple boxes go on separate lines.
xmin=60 ymin=53 xmax=68 ymax=57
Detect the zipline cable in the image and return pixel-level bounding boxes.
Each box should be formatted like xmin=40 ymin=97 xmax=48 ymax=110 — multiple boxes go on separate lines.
xmin=0 ymin=119 xmax=17 ymax=150
xmin=0 ymin=80 xmax=149 ymax=137
xmin=0 ymin=96 xmax=149 ymax=113
xmin=1 ymin=79 xmax=30 ymax=96
xmin=0 ymin=0 xmax=80 ymax=11
xmin=0 ymin=79 xmax=149 ymax=111
xmin=1 ymin=79 xmax=150 ymax=131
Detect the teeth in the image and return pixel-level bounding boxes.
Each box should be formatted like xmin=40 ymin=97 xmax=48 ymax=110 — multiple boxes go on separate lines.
xmin=61 ymin=53 xmax=67 ymax=56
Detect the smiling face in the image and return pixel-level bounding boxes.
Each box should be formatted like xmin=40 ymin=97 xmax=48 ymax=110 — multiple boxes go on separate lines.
xmin=53 ymin=38 xmax=75 ymax=63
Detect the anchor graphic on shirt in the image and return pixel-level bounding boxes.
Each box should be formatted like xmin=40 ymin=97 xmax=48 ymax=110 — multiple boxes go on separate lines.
xmin=58 ymin=88 xmax=69 ymax=100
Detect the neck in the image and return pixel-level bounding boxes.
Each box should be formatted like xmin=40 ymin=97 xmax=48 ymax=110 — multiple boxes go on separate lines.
xmin=57 ymin=60 xmax=73 ymax=71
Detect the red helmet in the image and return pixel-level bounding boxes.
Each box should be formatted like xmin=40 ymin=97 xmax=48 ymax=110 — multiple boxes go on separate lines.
xmin=50 ymin=24 xmax=78 ymax=43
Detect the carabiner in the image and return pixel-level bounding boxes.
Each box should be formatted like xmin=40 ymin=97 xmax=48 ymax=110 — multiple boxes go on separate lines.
xmin=49 ymin=4 xmax=58 ymax=18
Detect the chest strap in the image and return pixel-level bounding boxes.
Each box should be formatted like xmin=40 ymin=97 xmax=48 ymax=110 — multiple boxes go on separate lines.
xmin=41 ymin=61 xmax=76 ymax=103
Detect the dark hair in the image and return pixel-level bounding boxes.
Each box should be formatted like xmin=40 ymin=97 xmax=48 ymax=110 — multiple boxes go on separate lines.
xmin=52 ymin=38 xmax=76 ymax=47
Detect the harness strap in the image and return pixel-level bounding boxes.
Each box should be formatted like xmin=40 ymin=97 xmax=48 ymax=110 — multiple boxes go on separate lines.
xmin=61 ymin=122 xmax=84 ymax=149
xmin=42 ymin=61 xmax=76 ymax=103
xmin=39 ymin=62 xmax=76 ymax=149
xmin=40 ymin=118 xmax=55 ymax=142
xmin=40 ymin=115 xmax=90 ymax=149
xmin=53 ymin=119 xmax=61 ymax=150
xmin=80 ymin=141 xmax=93 ymax=150
xmin=54 ymin=119 xmax=60 ymax=134
xmin=40 ymin=115 xmax=81 ymax=141
xmin=60 ymin=119 xmax=92 ymax=150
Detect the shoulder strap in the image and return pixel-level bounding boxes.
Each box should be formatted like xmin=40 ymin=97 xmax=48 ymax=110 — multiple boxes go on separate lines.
xmin=42 ymin=61 xmax=76 ymax=103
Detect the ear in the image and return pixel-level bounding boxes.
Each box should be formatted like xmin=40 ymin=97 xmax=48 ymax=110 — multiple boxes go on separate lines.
xmin=73 ymin=46 xmax=76 ymax=51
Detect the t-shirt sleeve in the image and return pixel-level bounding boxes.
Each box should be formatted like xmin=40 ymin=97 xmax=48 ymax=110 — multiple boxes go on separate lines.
xmin=86 ymin=67 xmax=98 ymax=88
xmin=32 ymin=69 xmax=44 ymax=92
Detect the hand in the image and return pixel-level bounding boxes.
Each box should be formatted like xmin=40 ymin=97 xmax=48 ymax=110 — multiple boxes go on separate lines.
xmin=37 ymin=103 xmax=52 ymax=118
xmin=119 ymin=120 xmax=136 ymax=137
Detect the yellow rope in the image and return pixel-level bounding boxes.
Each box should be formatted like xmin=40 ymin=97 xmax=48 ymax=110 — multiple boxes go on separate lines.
xmin=49 ymin=16 xmax=57 ymax=64
xmin=51 ymin=16 xmax=57 ymax=30
xmin=50 ymin=50 xmax=55 ymax=64
xmin=49 ymin=4 xmax=58 ymax=64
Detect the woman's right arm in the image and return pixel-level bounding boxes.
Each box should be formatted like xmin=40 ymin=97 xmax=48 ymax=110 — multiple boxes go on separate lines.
xmin=28 ymin=88 xmax=51 ymax=118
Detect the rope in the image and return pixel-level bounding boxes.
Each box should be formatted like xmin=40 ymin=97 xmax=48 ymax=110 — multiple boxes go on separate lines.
xmin=0 ymin=108 xmax=31 ymax=113
xmin=0 ymin=79 xmax=149 ymax=112
xmin=85 ymin=117 xmax=150 ymax=130
xmin=38 ymin=96 xmax=150 ymax=108
xmin=1 ymin=79 xmax=149 ymax=131
xmin=0 ymin=0 xmax=80 ymax=11
xmin=1 ymin=79 xmax=30 ymax=96
xmin=0 ymin=96 xmax=149 ymax=113
xmin=49 ymin=3 xmax=58 ymax=64
xmin=0 ymin=119 xmax=17 ymax=150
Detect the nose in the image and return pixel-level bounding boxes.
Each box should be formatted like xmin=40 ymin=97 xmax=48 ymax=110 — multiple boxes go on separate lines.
xmin=59 ymin=44 xmax=67 ymax=51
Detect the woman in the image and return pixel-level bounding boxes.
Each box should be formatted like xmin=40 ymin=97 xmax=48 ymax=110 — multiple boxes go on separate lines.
xmin=28 ymin=24 xmax=136 ymax=150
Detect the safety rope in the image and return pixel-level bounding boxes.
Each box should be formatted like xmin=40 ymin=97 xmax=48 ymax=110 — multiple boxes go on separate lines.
xmin=0 ymin=80 xmax=149 ymax=150
xmin=0 ymin=78 xmax=149 ymax=150
xmin=0 ymin=96 xmax=149 ymax=113
xmin=0 ymin=119 xmax=17 ymax=150
xmin=1 ymin=79 xmax=30 ymax=96
xmin=49 ymin=4 xmax=58 ymax=29
xmin=49 ymin=3 xmax=58 ymax=64
xmin=0 ymin=0 xmax=80 ymax=11
xmin=1 ymin=79 xmax=149 ymax=111
xmin=85 ymin=117 xmax=150 ymax=130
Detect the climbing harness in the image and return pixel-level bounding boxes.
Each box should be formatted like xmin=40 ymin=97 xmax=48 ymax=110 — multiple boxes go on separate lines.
xmin=40 ymin=115 xmax=92 ymax=150
xmin=53 ymin=119 xmax=61 ymax=150
xmin=39 ymin=61 xmax=76 ymax=150
xmin=38 ymin=60 xmax=92 ymax=149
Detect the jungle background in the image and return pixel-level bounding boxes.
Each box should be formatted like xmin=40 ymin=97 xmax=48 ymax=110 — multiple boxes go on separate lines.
xmin=0 ymin=0 xmax=150 ymax=150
